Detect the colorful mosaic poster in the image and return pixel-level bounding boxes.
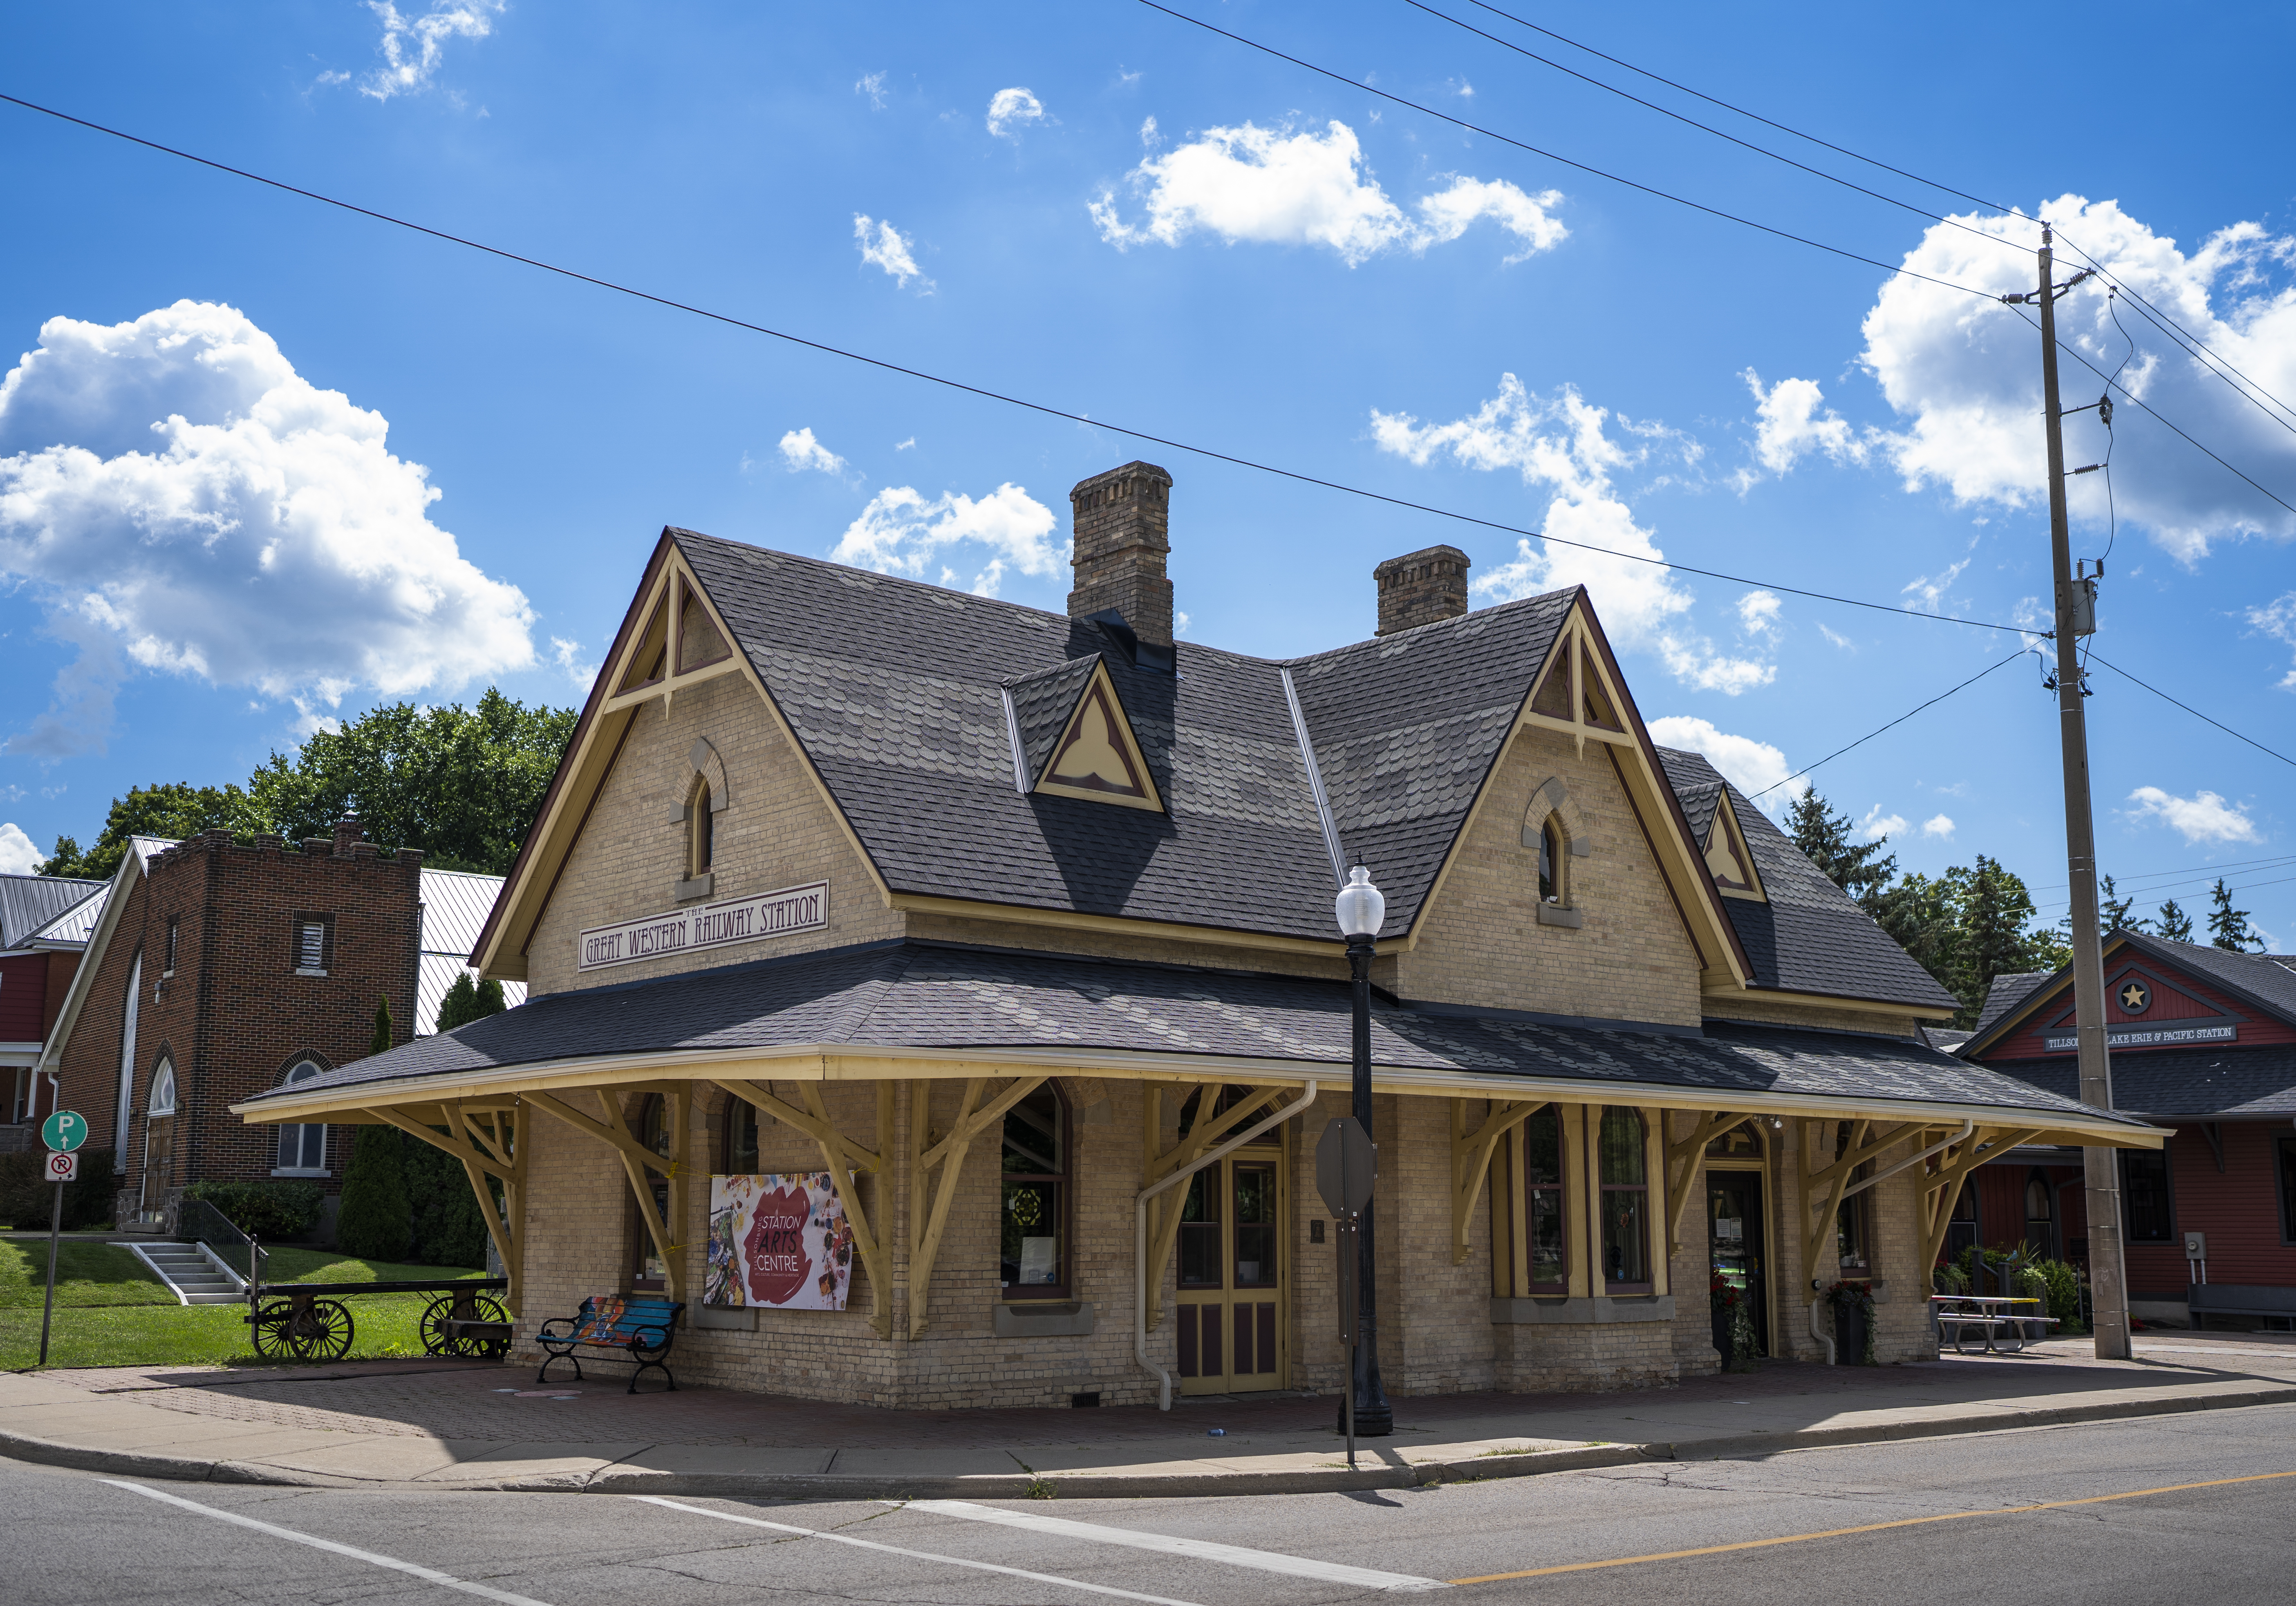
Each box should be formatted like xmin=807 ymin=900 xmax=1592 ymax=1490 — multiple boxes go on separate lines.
xmin=706 ymin=1172 xmax=854 ymax=1310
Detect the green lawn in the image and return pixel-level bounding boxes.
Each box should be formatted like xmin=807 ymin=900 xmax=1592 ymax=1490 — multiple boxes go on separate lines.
xmin=0 ymin=1238 xmax=491 ymax=1371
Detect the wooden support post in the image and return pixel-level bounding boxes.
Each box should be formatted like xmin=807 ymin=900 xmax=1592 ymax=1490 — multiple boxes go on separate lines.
xmin=1664 ymin=1112 xmax=1755 ymax=1255
xmin=1138 ymin=1083 xmax=1289 ymax=1329
xmin=798 ymin=1082 xmax=891 ymax=1339
xmin=1449 ymin=1098 xmax=1538 ymax=1265
xmin=1918 ymin=1127 xmax=2041 ymax=1276
xmin=361 ymin=1103 xmax=519 ymax=1313
xmin=522 ymin=1089 xmax=680 ymax=1304
xmin=905 ymin=1075 xmax=1047 ymax=1338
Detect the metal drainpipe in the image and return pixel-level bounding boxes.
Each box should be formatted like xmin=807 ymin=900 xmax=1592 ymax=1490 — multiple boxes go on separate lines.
xmin=1135 ymin=1080 xmax=1319 ymax=1411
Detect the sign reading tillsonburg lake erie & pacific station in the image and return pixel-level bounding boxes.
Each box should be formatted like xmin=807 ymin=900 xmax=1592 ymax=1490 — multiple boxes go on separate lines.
xmin=578 ymin=881 xmax=828 ymax=971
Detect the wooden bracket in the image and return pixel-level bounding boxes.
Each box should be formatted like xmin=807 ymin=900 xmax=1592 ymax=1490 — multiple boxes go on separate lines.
xmin=1917 ymin=1126 xmax=2043 ymax=1274
xmin=905 ymin=1075 xmax=1046 ymax=1338
xmin=715 ymin=1078 xmax=895 ymax=1338
xmin=359 ymin=1103 xmax=522 ymax=1315
xmin=1450 ymin=1098 xmax=1540 ymax=1265
xmin=1139 ymin=1083 xmax=1289 ymax=1329
xmin=1664 ymin=1112 xmax=1756 ymax=1255
xmin=523 ymin=1089 xmax=682 ymax=1305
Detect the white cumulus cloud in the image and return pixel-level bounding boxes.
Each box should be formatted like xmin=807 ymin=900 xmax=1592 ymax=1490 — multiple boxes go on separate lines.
xmin=1921 ymin=813 xmax=1956 ymax=839
xmin=777 ymin=427 xmax=846 ymax=475
xmin=1091 ymin=120 xmax=1564 ymax=266
xmin=986 ymin=87 xmax=1047 ymax=139
xmin=1371 ymin=376 xmax=1770 ymax=693
xmin=855 ymin=72 xmax=887 ymax=110
xmin=1645 ymin=716 xmax=1804 ymax=814
xmin=1857 ymin=805 xmax=1908 ymax=843
xmin=2251 ymin=591 xmax=2296 ymax=688
xmin=830 ymin=482 xmax=1062 ymax=599
xmin=0 ymin=300 xmax=535 ymax=756
xmin=2126 ymin=785 xmax=2264 ymax=845
xmin=853 ymin=215 xmax=932 ymax=292
xmin=1735 ymin=369 xmax=1869 ymax=491
xmin=549 ymin=637 xmax=598 ymax=691
xmin=360 ymin=0 xmax=502 ymax=101
xmin=0 ymin=821 xmax=40 ymax=875
xmin=1863 ymin=196 xmax=2296 ymax=563
xmin=1737 ymin=589 xmax=1782 ymax=639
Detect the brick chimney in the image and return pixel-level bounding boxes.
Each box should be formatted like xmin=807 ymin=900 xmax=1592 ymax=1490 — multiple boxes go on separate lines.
xmin=332 ymin=816 xmax=365 ymax=857
xmin=1068 ymin=462 xmax=1174 ymax=648
xmin=1374 ymin=545 xmax=1471 ymax=636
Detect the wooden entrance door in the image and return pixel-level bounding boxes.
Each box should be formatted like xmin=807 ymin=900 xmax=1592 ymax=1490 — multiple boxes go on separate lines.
xmin=1173 ymin=1151 xmax=1287 ymax=1394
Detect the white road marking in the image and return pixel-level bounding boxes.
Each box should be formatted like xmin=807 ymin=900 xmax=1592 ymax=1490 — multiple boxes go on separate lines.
xmin=631 ymin=1494 xmax=1209 ymax=1606
xmin=104 ymin=1481 xmax=557 ymax=1606
xmin=898 ymin=1496 xmax=1451 ymax=1591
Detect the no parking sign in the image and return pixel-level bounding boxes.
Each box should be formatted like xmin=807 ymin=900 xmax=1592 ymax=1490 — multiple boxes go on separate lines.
xmin=44 ymin=1150 xmax=78 ymax=1183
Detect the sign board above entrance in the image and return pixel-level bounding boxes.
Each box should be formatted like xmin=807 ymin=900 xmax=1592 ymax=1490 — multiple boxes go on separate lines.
xmin=2042 ymin=1023 xmax=2235 ymax=1052
xmin=578 ymin=881 xmax=828 ymax=972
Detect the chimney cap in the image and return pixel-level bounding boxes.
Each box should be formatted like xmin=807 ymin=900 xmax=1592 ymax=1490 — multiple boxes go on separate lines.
xmin=1373 ymin=544 xmax=1471 ymax=579
xmin=1069 ymin=461 xmax=1173 ymax=502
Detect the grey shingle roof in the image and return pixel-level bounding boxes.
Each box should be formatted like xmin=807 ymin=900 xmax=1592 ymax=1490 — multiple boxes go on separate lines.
xmin=1673 ymin=780 xmax=1723 ymax=847
xmin=1971 ymin=972 xmax=2052 ymax=1042
xmin=1003 ymin=654 xmax=1102 ymax=787
xmin=0 ymin=874 xmax=103 ymax=951
xmin=1984 ymin=1044 xmax=2296 ymax=1118
xmin=1961 ymin=930 xmax=2296 ymax=1061
xmin=673 ymin=532 xmax=1580 ymax=944
xmin=249 ymin=940 xmax=2139 ymax=1130
xmin=1653 ymin=749 xmax=1957 ymax=1011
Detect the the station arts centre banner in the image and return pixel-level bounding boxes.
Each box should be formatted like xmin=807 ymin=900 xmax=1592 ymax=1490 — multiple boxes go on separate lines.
xmin=706 ymin=1172 xmax=855 ymax=1310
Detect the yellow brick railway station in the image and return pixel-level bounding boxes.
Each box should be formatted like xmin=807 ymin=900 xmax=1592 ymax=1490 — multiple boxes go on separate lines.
xmin=237 ymin=463 xmax=2156 ymax=1412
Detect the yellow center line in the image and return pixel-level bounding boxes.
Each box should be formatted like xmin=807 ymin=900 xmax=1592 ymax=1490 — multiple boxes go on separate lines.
xmin=1447 ymin=1467 xmax=2296 ymax=1585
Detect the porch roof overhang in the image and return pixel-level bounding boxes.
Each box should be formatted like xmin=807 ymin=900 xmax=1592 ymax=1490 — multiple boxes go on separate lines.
xmin=230 ymin=939 xmax=2161 ymax=1148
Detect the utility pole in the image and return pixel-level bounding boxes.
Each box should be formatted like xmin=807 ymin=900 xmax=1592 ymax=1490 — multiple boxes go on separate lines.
xmin=2032 ymin=225 xmax=2132 ymax=1361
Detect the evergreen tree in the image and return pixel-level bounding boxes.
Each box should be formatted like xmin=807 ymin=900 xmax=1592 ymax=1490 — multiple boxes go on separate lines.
xmin=2158 ymin=899 xmax=2195 ymax=942
xmin=435 ymin=973 xmax=510 ymax=1033
xmin=2208 ymin=878 xmax=2262 ymax=952
xmin=1940 ymin=857 xmax=2066 ymax=1021
xmin=371 ymin=996 xmax=394 ymax=1057
xmin=403 ymin=1138 xmax=491 ymax=1269
xmin=1786 ymin=787 xmax=1898 ymax=908
xmin=2099 ymin=875 xmax=2146 ymax=935
xmin=333 ymin=1124 xmax=411 ymax=1263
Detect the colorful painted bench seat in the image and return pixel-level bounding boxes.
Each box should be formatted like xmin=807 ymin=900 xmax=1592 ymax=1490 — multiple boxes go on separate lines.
xmin=535 ymin=1295 xmax=683 ymax=1393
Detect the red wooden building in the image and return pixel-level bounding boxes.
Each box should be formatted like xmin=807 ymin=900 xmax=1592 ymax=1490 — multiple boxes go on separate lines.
xmin=1962 ymin=930 xmax=2296 ymax=1329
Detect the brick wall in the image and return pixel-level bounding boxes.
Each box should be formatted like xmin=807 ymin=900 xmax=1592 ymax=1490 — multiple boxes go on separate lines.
xmin=524 ymin=673 xmax=902 ymax=999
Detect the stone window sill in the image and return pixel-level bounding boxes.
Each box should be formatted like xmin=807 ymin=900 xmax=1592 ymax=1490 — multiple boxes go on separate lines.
xmin=271 ymin=1168 xmax=331 ymax=1179
xmin=675 ymin=873 xmax=715 ymax=901
xmin=294 ymin=967 xmax=328 ymax=977
xmin=1491 ymin=1294 xmax=1676 ymax=1324
xmin=992 ymin=1300 xmax=1096 ymax=1338
xmin=1536 ymin=902 xmax=1583 ymax=929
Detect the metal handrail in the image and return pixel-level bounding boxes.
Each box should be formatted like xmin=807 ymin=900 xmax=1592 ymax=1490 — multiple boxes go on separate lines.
xmin=177 ymin=1197 xmax=267 ymax=1291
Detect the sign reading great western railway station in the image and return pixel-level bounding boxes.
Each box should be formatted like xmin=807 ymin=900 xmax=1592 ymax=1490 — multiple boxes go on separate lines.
xmin=578 ymin=881 xmax=829 ymax=971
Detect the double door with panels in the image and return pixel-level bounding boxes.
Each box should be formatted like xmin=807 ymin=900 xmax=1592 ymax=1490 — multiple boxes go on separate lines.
xmin=1174 ymin=1153 xmax=1287 ymax=1394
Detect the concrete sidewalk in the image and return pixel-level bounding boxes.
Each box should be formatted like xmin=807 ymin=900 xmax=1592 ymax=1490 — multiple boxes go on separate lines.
xmin=6 ymin=1334 xmax=2295 ymax=1499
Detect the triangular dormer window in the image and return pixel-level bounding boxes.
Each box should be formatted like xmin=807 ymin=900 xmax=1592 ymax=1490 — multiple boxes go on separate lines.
xmin=1002 ymin=657 xmax=1164 ymax=812
xmin=1704 ymin=793 xmax=1765 ymax=901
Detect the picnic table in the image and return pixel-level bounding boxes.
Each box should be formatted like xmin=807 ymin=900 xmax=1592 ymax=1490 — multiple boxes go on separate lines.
xmin=1931 ymin=1293 xmax=2058 ymax=1353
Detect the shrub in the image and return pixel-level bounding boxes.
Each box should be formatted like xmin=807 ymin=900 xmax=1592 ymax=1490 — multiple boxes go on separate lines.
xmin=2027 ymin=1257 xmax=2084 ymax=1326
xmin=334 ymin=1124 xmax=411 ymax=1262
xmin=182 ymin=1179 xmax=325 ymax=1242
xmin=64 ymin=1147 xmax=115 ymax=1230
xmin=0 ymin=1151 xmax=45 ymax=1228
xmin=403 ymin=1136 xmax=491 ymax=1269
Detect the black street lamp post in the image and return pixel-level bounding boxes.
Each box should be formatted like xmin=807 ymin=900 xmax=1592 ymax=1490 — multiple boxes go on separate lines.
xmin=1335 ymin=865 xmax=1393 ymax=1437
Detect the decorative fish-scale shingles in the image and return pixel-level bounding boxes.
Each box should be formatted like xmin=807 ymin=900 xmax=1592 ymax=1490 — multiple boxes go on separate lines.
xmin=1003 ymin=655 xmax=1103 ymax=783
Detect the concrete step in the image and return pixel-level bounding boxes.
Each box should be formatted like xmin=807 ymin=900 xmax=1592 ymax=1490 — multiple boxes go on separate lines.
xmin=135 ymin=1242 xmax=245 ymax=1305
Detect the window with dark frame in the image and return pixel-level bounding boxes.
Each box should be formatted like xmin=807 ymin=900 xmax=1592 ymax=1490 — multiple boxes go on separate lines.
xmin=1834 ymin=1122 xmax=1874 ymax=1275
xmin=725 ymin=1096 xmax=760 ymax=1174
xmin=293 ymin=915 xmax=329 ymax=975
xmin=1537 ymin=821 xmax=1561 ymax=904
xmin=1597 ymin=1105 xmax=1651 ymax=1291
xmin=1522 ymin=1105 xmax=1567 ymax=1289
xmin=632 ymin=1095 xmax=672 ymax=1290
xmin=2121 ymin=1146 xmax=2174 ymax=1243
xmin=2024 ymin=1169 xmax=2057 ymax=1260
xmin=164 ymin=919 xmax=178 ymax=975
xmin=1000 ymin=1082 xmax=1068 ymax=1297
xmin=690 ymin=781 xmax=715 ymax=877
xmin=2280 ymin=1138 xmax=2296 ymax=1245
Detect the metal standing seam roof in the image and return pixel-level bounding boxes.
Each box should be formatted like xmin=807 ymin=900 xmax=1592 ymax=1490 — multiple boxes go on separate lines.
xmin=673 ymin=533 xmax=1600 ymax=948
xmin=0 ymin=873 xmax=103 ymax=951
xmin=241 ymin=938 xmax=2146 ymax=1131
xmin=1653 ymin=749 xmax=1959 ymax=1013
xmin=417 ymin=868 xmax=525 ymax=1034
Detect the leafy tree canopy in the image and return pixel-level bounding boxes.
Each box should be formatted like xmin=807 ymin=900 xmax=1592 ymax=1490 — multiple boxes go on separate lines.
xmin=37 ymin=689 xmax=576 ymax=881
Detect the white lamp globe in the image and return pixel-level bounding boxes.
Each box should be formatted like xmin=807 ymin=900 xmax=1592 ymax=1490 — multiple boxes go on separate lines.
xmin=1334 ymin=865 xmax=1385 ymax=942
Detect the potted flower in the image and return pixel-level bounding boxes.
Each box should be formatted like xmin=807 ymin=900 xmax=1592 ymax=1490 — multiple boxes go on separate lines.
xmin=1828 ymin=1279 xmax=1877 ymax=1365
xmin=1710 ymin=1273 xmax=1739 ymax=1362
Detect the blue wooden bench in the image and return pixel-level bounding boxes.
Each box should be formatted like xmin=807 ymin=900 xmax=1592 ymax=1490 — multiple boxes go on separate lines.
xmin=535 ymin=1295 xmax=683 ymax=1393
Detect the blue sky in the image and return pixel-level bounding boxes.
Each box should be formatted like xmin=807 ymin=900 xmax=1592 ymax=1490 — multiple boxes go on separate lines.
xmin=2 ymin=2 xmax=2292 ymax=945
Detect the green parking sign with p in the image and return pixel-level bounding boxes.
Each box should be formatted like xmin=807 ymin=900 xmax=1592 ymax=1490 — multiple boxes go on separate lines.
xmin=41 ymin=1109 xmax=87 ymax=1153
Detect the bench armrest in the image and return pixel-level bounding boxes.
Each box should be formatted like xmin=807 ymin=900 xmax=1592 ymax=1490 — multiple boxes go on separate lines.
xmin=537 ymin=1317 xmax=581 ymax=1340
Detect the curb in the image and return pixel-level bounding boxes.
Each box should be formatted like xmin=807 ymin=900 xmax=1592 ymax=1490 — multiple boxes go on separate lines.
xmin=9 ymin=1384 xmax=2294 ymax=1499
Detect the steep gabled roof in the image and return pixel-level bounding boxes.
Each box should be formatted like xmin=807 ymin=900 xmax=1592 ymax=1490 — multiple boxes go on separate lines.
xmin=1962 ymin=928 xmax=2296 ymax=1060
xmin=1654 ymin=749 xmax=1958 ymax=1012
xmin=0 ymin=873 xmax=102 ymax=951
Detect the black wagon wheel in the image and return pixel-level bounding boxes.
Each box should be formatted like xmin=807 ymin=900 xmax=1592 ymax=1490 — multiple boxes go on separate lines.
xmin=286 ymin=1298 xmax=355 ymax=1362
xmin=419 ymin=1296 xmax=459 ymax=1356
xmin=459 ymin=1295 xmax=512 ymax=1358
xmin=248 ymin=1301 xmax=297 ymax=1359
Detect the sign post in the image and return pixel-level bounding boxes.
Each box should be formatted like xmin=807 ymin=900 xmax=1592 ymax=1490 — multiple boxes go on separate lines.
xmin=1316 ymin=1117 xmax=1377 ymax=1471
xmin=37 ymin=1111 xmax=85 ymax=1369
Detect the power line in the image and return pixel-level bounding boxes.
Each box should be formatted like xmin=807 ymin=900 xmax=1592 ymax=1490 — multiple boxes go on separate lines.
xmin=0 ymin=89 xmax=2041 ymax=638
xmin=2038 ymin=870 xmax=2296 ymax=917
xmin=1745 ymin=649 xmax=2032 ymax=799
xmin=1132 ymin=1 xmax=2001 ymax=301
xmin=2086 ymin=652 xmax=2296 ymax=769
xmin=2031 ymin=851 xmax=2296 ymax=895
xmin=1441 ymin=0 xmax=2296 ymax=450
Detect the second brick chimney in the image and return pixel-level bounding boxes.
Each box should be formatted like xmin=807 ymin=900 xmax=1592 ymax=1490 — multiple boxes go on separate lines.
xmin=1068 ymin=462 xmax=1174 ymax=649
xmin=1373 ymin=545 xmax=1471 ymax=636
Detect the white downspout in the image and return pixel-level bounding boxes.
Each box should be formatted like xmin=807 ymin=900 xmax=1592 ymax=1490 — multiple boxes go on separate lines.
xmin=1136 ymin=1080 xmax=1319 ymax=1411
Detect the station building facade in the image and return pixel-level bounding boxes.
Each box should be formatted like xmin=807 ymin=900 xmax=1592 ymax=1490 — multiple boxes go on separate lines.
xmin=240 ymin=462 xmax=2155 ymax=1408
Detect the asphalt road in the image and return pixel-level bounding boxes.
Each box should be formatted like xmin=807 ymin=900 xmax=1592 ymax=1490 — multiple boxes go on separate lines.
xmin=11 ymin=1405 xmax=2296 ymax=1605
